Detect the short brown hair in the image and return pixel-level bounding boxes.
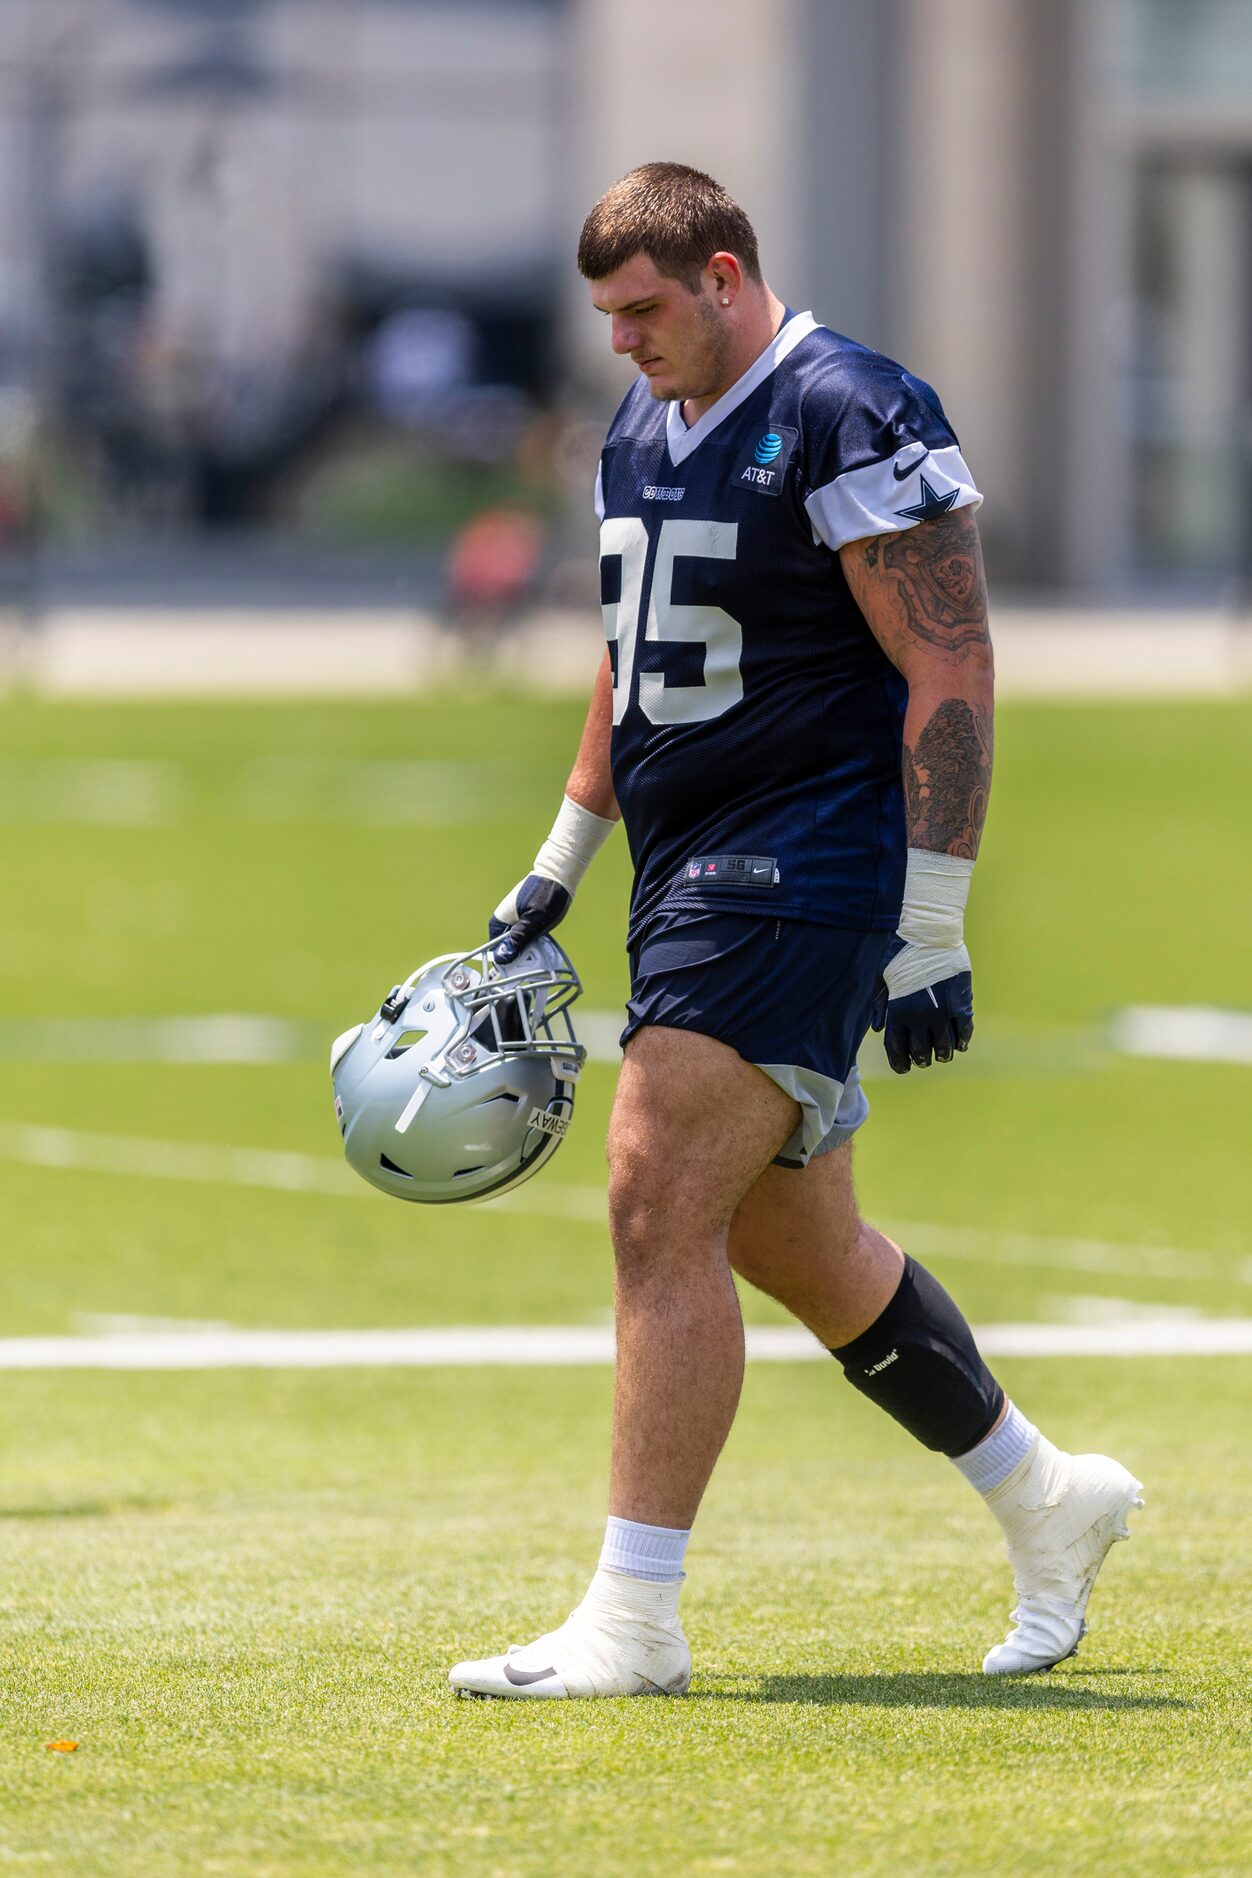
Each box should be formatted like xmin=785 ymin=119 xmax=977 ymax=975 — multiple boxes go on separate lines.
xmin=577 ymin=162 xmax=761 ymax=291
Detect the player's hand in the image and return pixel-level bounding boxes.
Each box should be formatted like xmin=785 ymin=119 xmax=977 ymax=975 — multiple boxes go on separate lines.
xmin=488 ymin=874 xmax=571 ymax=965
xmin=871 ymin=937 xmax=974 ymax=1074
xmin=487 ymin=795 xmax=617 ymax=966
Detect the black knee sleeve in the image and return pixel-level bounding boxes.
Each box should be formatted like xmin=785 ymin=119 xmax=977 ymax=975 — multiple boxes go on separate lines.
xmin=829 ymin=1256 xmax=1003 ymax=1457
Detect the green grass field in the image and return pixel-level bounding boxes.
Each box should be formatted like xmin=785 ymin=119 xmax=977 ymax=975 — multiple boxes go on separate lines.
xmin=1 ymin=693 xmax=1250 ymax=1874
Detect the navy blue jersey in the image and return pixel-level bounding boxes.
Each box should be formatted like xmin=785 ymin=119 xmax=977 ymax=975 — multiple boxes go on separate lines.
xmin=595 ymin=310 xmax=982 ymax=941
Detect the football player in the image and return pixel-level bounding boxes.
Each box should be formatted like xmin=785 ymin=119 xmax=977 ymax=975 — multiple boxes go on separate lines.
xmin=450 ymin=164 xmax=1141 ymax=1699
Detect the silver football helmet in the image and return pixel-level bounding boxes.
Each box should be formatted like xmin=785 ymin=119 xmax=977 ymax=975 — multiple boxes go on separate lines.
xmin=330 ymin=935 xmax=586 ymax=1204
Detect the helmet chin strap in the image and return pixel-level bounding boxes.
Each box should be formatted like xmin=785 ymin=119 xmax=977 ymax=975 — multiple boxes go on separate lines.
xmin=393 ymin=1076 xmax=433 ymax=1135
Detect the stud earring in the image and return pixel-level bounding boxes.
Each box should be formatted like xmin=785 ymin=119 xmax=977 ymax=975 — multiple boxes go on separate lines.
xmin=721 ymin=297 xmax=730 ymax=306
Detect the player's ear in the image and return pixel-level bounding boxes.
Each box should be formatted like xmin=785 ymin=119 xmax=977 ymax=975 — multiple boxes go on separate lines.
xmin=705 ymin=251 xmax=744 ymax=306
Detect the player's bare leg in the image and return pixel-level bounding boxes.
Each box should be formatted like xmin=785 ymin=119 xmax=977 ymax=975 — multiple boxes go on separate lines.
xmin=449 ymin=1025 xmax=801 ymax=1699
xmin=605 ymin=1025 xmax=800 ymax=1526
xmin=727 ymin=1145 xmax=1143 ymax=1674
xmin=727 ymin=1142 xmax=905 ymax=1349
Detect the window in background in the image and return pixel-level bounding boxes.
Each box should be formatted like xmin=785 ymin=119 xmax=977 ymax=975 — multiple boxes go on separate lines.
xmin=1125 ymin=0 xmax=1252 ymax=101
xmin=1130 ymin=159 xmax=1252 ymax=579
xmin=1119 ymin=0 xmax=1252 ymax=581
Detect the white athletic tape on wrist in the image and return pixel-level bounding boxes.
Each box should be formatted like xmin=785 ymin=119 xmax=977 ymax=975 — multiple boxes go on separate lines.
xmin=883 ymin=849 xmax=974 ymax=1000
xmin=533 ymin=794 xmax=617 ymax=895
xmin=883 ymin=940 xmax=972 ymax=1000
xmin=898 ymin=848 xmax=973 ymax=946
xmin=493 ymin=795 xmax=617 ymax=924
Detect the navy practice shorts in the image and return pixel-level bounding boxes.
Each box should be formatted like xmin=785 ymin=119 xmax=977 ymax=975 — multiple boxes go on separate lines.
xmin=621 ymin=912 xmax=893 ymax=1168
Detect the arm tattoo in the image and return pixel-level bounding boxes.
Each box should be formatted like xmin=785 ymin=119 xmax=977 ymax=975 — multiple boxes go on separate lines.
xmin=841 ymin=508 xmax=994 ymax=856
xmin=904 ymin=698 xmax=993 ymax=859
xmin=862 ymin=509 xmax=989 ymax=663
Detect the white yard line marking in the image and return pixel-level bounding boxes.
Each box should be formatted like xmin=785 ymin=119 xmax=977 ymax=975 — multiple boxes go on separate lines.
xmin=0 ymin=1016 xmax=311 ymax=1065
xmin=884 ymin=1220 xmax=1249 ymax=1288
xmin=71 ymin=1313 xmax=236 ymax=1338
xmin=0 ymin=760 xmax=177 ymax=825
xmin=1108 ymin=1004 xmax=1252 ymax=1066
xmin=0 ymin=1327 xmax=623 ymax=1371
xmin=0 ymin=1123 xmax=359 ymax=1197
xmin=970 ymin=1320 xmax=1252 ymax=1356
xmin=0 ymin=1122 xmax=1246 ymax=1286
xmin=2 ymin=1318 xmax=1251 ymax=1370
xmin=239 ymin=757 xmax=514 ymax=825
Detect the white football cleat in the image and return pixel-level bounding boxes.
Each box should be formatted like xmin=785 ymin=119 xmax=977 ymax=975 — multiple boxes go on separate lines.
xmin=448 ymin=1568 xmax=692 ymax=1700
xmin=982 ymin=1437 xmax=1143 ymax=1675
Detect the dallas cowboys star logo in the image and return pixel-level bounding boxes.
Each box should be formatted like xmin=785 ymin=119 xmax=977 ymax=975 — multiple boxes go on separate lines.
xmin=893 ymin=474 xmax=960 ymax=523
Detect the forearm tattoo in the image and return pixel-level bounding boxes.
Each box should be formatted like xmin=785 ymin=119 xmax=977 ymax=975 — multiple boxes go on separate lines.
xmin=861 ymin=509 xmax=990 ymax=662
xmin=903 ymin=697 xmax=993 ymax=859
xmin=843 ymin=508 xmax=994 ymax=857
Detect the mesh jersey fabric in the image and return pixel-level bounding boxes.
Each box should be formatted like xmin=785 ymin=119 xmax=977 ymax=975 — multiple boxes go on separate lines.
xmin=595 ymin=310 xmax=982 ymax=944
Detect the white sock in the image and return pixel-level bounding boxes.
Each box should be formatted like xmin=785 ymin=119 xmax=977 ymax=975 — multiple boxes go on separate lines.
xmin=598 ymin=1515 xmax=689 ymax=1583
xmin=950 ymin=1400 xmax=1038 ymax=1496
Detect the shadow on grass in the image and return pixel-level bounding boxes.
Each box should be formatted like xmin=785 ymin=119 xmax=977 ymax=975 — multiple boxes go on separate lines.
xmin=0 ymin=1498 xmax=167 ymax=1520
xmin=693 ymin=1671 xmax=1186 ymax=1711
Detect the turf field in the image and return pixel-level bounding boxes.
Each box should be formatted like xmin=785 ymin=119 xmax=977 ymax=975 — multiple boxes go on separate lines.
xmin=1 ymin=691 xmax=1250 ymax=1875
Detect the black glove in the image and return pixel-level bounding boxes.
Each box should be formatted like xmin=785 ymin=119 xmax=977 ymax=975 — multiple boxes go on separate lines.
xmin=488 ymin=873 xmax=571 ymax=965
xmin=872 ymin=938 xmax=974 ymax=1074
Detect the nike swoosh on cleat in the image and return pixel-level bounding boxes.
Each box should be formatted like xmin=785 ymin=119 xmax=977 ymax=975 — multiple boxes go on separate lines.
xmin=502 ymin=1662 xmax=560 ymax=1686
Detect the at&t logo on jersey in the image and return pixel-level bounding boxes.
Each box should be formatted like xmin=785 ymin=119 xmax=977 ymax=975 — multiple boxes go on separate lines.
xmin=738 ymin=424 xmax=798 ymax=496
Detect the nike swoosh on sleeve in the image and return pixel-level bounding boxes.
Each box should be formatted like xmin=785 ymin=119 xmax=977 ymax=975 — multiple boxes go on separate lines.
xmin=892 ymin=449 xmax=929 ymax=481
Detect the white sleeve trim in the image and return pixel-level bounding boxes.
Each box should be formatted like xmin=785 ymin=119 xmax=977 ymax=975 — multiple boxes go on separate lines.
xmin=593 ymin=463 xmax=605 ymax=523
xmin=805 ymin=441 xmax=982 ymax=552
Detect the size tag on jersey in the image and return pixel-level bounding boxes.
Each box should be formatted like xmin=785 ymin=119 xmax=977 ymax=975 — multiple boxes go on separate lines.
xmin=683 ymin=853 xmax=779 ymax=889
xmin=736 ymin=425 xmax=798 ymax=496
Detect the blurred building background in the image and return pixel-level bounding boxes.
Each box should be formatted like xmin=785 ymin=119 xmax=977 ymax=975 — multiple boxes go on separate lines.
xmin=0 ymin=0 xmax=1247 ymax=618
